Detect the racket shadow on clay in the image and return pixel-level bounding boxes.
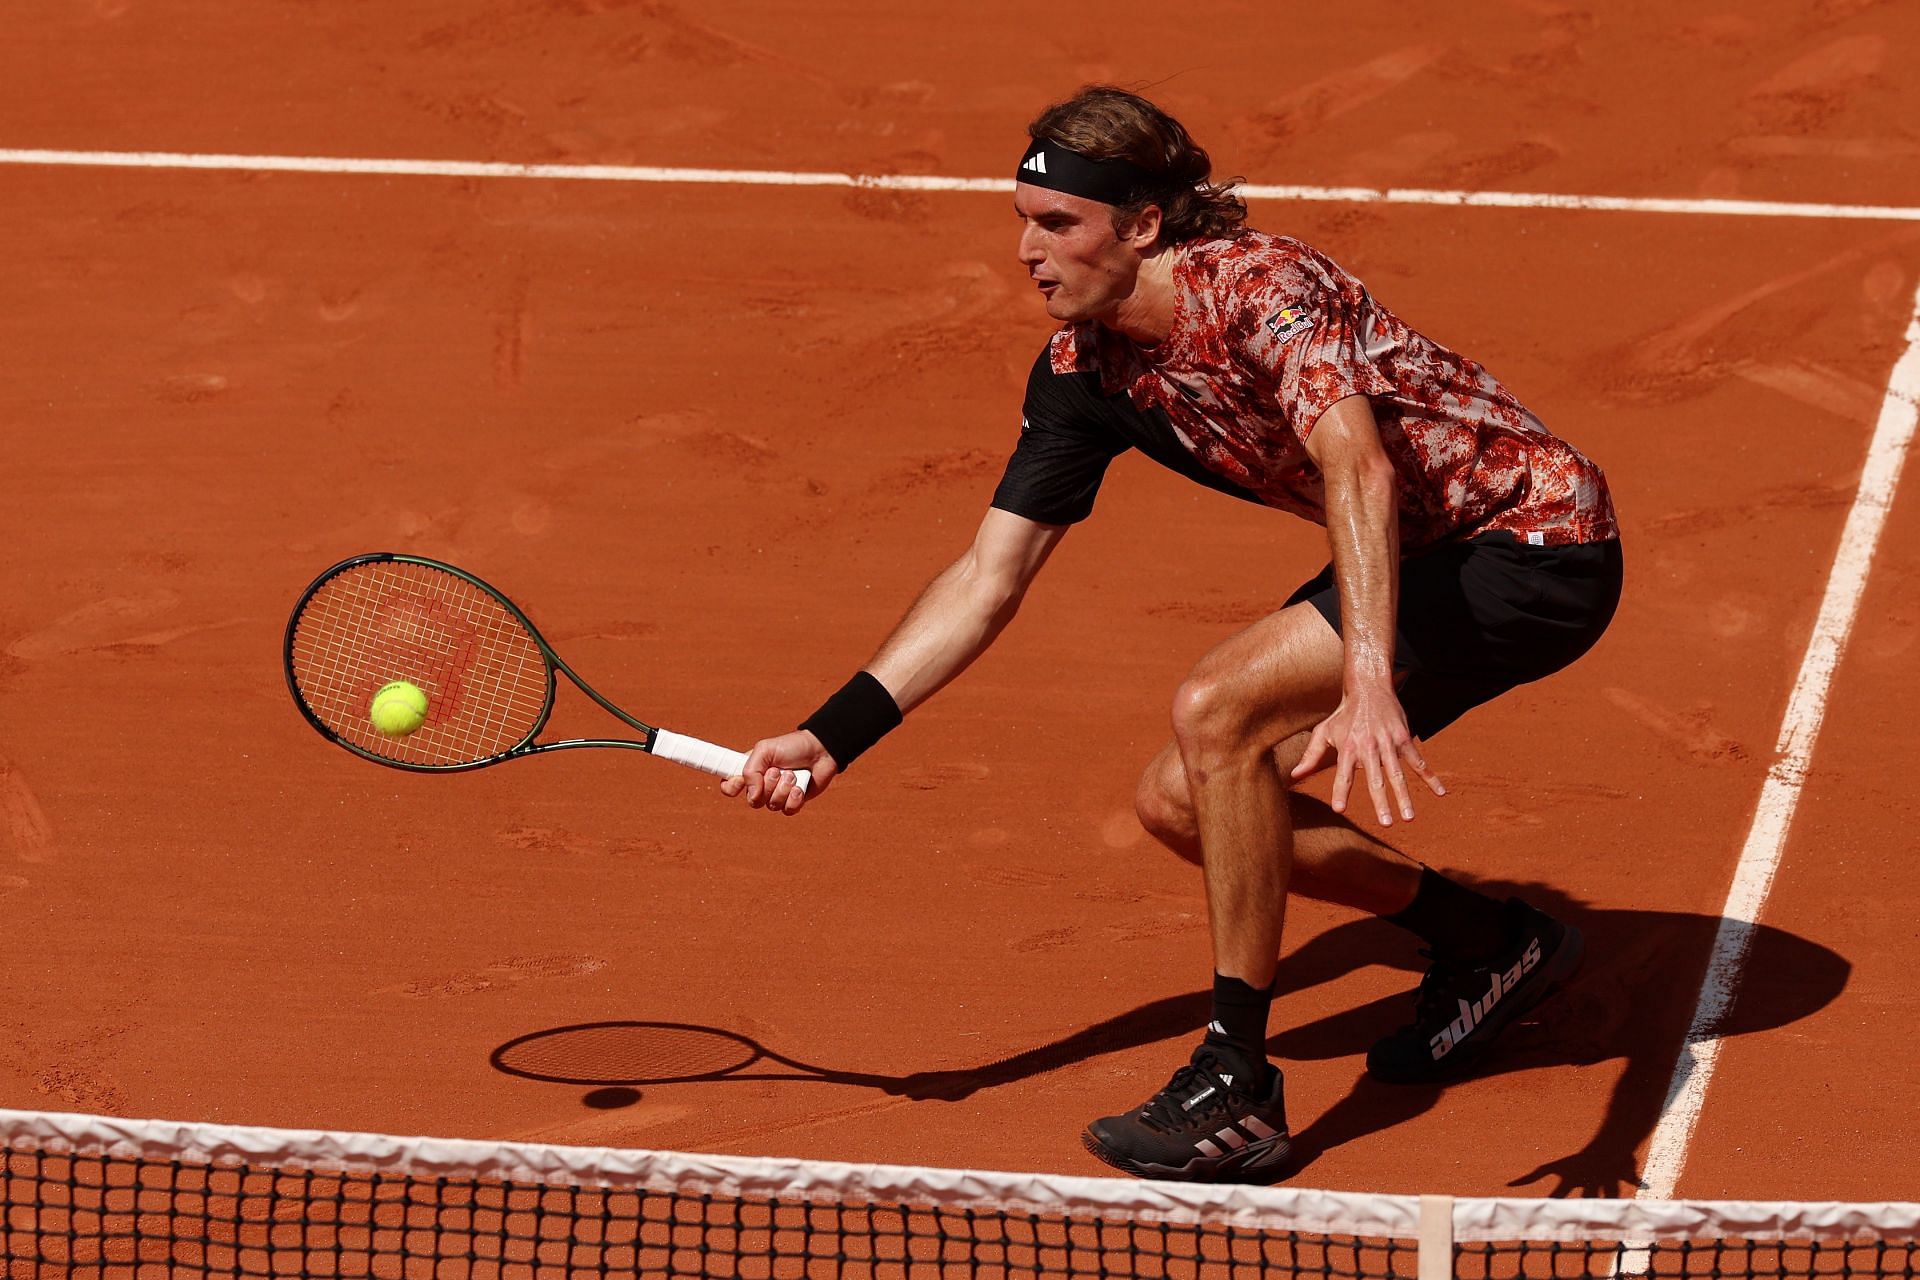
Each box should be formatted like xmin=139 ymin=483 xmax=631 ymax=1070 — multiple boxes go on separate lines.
xmin=491 ymin=999 xmax=1216 ymax=1104
xmin=493 ymin=1022 xmax=934 ymax=1098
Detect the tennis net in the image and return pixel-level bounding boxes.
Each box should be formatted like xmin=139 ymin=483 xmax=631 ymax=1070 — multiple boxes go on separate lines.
xmin=4 ymin=1108 xmax=1915 ymax=1280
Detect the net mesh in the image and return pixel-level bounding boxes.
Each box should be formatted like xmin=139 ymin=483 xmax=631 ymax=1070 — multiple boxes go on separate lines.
xmin=286 ymin=559 xmax=551 ymax=768
xmin=4 ymin=1112 xmax=1916 ymax=1280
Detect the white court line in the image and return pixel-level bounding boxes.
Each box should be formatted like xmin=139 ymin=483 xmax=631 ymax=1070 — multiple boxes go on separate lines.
xmin=2 ymin=146 xmax=1920 ymax=221
xmin=1636 ymin=281 xmax=1920 ymax=1202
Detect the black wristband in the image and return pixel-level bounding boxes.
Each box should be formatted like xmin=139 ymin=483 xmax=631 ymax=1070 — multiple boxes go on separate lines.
xmin=799 ymin=671 xmax=902 ymax=769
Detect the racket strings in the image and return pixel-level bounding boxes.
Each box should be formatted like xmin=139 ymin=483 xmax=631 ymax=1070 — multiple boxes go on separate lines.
xmin=289 ymin=561 xmax=551 ymax=766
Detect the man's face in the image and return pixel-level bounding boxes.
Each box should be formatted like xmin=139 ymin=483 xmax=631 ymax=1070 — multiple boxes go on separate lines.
xmin=1015 ymin=183 xmax=1142 ymax=323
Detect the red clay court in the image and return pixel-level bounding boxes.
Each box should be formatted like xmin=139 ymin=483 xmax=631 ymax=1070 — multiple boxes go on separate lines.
xmin=2 ymin=0 xmax=1918 ymax=1222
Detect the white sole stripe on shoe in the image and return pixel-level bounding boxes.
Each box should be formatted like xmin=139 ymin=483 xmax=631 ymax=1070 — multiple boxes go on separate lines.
xmin=1240 ymin=1116 xmax=1281 ymax=1141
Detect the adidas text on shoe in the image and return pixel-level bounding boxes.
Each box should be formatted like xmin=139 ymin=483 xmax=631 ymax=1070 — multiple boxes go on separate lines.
xmin=1082 ymin=1043 xmax=1291 ymax=1183
xmin=1367 ymin=901 xmax=1585 ymax=1085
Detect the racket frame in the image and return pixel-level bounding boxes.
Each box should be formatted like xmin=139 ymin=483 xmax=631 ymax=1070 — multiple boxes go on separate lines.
xmin=285 ymin=552 xmax=684 ymax=774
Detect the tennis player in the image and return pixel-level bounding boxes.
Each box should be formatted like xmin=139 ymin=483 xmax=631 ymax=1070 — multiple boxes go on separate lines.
xmin=722 ymin=86 xmax=1622 ymax=1182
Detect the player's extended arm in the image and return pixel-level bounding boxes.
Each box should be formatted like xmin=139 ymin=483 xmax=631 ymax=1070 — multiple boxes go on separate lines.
xmin=1289 ymin=394 xmax=1445 ymax=824
xmin=723 ymin=507 xmax=1069 ymax=813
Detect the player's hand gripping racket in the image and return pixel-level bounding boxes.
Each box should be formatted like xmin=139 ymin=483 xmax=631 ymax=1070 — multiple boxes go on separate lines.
xmin=283 ymin=552 xmax=808 ymax=791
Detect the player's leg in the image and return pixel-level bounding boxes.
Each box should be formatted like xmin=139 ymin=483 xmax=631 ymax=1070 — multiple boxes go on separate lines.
xmin=1082 ymin=602 xmax=1338 ymax=1181
xmin=1277 ymin=533 xmax=1617 ymax=1086
xmin=1135 ymin=736 xmax=1422 ymax=915
xmin=1135 ymin=731 xmax=1574 ymax=1082
xmin=1137 ymin=736 xmax=1519 ymax=948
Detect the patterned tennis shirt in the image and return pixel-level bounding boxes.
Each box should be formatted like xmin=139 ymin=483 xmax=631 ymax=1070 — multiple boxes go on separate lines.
xmin=993 ymin=231 xmax=1618 ymax=550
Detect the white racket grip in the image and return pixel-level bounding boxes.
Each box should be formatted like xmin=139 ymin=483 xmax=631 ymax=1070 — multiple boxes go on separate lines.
xmin=652 ymin=728 xmax=812 ymax=795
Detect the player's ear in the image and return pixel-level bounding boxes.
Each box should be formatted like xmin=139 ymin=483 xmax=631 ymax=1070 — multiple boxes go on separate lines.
xmin=1117 ymin=203 xmax=1164 ymax=253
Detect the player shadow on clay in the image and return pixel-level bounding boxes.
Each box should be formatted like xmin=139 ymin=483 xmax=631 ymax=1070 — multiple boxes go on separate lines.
xmin=488 ymin=876 xmax=1845 ymax=1197
xmin=1261 ymin=877 xmax=1852 ymax=1195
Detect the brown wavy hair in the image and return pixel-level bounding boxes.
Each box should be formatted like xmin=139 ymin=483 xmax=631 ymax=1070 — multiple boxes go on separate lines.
xmin=1027 ymin=85 xmax=1247 ymax=244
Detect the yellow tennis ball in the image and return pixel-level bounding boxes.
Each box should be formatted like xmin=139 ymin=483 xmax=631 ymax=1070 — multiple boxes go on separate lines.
xmin=369 ymin=680 xmax=429 ymax=737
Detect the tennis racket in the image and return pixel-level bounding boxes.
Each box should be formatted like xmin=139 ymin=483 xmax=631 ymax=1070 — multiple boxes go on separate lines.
xmin=283 ymin=552 xmax=807 ymax=790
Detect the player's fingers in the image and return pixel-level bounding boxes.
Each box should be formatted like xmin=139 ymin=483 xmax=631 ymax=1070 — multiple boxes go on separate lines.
xmin=738 ymin=745 xmax=774 ymax=804
xmin=1290 ymin=722 xmax=1331 ymax=779
xmin=1402 ymin=739 xmax=1447 ymax=798
xmin=769 ymin=769 xmax=808 ymax=815
xmin=1329 ymin=744 xmax=1355 ymax=814
xmin=720 ymin=775 xmax=744 ymax=798
xmin=1382 ymin=737 xmax=1416 ymax=822
xmin=1361 ymin=742 xmax=1393 ymax=826
xmin=780 ymin=774 xmax=808 ymax=815
xmin=758 ymin=767 xmax=792 ymax=811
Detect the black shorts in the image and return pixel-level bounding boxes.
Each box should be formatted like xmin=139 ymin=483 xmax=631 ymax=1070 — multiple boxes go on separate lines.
xmin=1286 ymin=533 xmax=1624 ymax=740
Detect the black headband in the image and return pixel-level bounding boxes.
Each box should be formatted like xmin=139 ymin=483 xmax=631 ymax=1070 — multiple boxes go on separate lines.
xmin=1016 ymin=138 xmax=1159 ymax=207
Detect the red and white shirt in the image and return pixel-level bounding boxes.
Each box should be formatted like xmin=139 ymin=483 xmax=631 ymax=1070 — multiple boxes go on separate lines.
xmin=993 ymin=231 xmax=1617 ymax=550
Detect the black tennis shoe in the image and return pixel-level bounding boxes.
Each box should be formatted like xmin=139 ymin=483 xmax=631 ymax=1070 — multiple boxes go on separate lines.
xmin=1367 ymin=899 xmax=1584 ymax=1084
xmin=1082 ymin=1041 xmax=1291 ymax=1182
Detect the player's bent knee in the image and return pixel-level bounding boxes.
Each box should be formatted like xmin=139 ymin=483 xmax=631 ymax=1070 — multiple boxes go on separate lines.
xmin=1169 ymin=674 xmax=1277 ymax=768
xmin=1134 ymin=762 xmax=1197 ymax=853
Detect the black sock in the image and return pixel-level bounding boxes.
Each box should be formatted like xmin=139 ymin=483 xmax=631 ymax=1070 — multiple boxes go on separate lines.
xmin=1385 ymin=868 xmax=1514 ymax=960
xmin=1205 ymin=973 xmax=1274 ymax=1083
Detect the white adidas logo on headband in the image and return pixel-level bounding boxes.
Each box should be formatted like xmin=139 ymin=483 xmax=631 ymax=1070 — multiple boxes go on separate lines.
xmin=1021 ymin=153 xmax=1047 ymax=174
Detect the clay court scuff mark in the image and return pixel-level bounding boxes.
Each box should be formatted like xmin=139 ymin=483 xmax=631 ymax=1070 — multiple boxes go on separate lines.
xmin=1645 ymin=479 xmax=1854 ymax=536
xmin=1443 ymin=772 xmax=1633 ymax=803
xmin=2 ymin=758 xmax=54 ymax=863
xmin=1482 ymin=804 xmax=1548 ymax=829
xmin=375 ymin=953 xmax=610 ymax=999
xmin=661 ymin=427 xmax=785 ymax=470
xmin=92 ymin=619 xmax=252 ymax=659
xmin=1420 ymin=139 xmax=1563 ymax=192
xmin=1745 ymin=33 xmax=1887 ymax=131
xmin=1604 ymin=688 xmax=1750 ymax=765
xmin=499 ymin=826 xmax=691 ymax=864
xmin=7 ymin=590 xmax=180 ymax=662
xmin=549 ymin=620 xmax=661 ymax=643
xmin=508 ymin=496 xmax=552 ymax=535
xmin=1075 ymin=883 xmax=1203 ymax=907
xmin=156 ymin=372 xmax=230 ymax=404
xmin=1727 ymin=135 xmax=1920 ymax=160
xmin=1703 ymin=592 xmax=1767 ymax=639
xmin=694 ymin=1094 xmax=918 ymax=1152
xmin=317 ymin=286 xmax=363 ymax=323
xmin=1733 ymin=359 xmax=1885 ymax=422
xmin=607 ymin=2 xmax=840 ymax=93
xmin=886 ymin=448 xmax=1001 ymax=492
xmin=1010 ymin=927 xmax=1079 ymax=954
xmin=1233 ymin=46 xmax=1443 ymax=153
xmin=897 ymin=762 xmax=990 ymax=790
xmin=843 ymin=186 xmax=931 ymax=224
xmin=1597 ymin=225 xmax=1920 ymax=403
xmin=506 ymin=1101 xmax=700 ymax=1149
xmin=1099 ymin=808 xmax=1146 ymax=849
xmin=494 ymin=273 xmax=531 ymax=390
xmin=1103 ymin=912 xmax=1200 ymax=944
xmin=1145 ymin=599 xmax=1276 ymax=626
xmin=0 ymin=1020 xmax=134 ymax=1112
xmin=963 ymin=864 xmax=1063 ymax=889
xmin=34 ymin=1064 xmax=127 ymax=1112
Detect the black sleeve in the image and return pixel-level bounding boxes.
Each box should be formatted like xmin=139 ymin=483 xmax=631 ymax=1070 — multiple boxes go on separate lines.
xmin=990 ymin=348 xmax=1129 ymax=525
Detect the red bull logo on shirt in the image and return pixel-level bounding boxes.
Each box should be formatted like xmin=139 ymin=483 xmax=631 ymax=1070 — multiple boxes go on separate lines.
xmin=1264 ymin=306 xmax=1314 ymax=342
